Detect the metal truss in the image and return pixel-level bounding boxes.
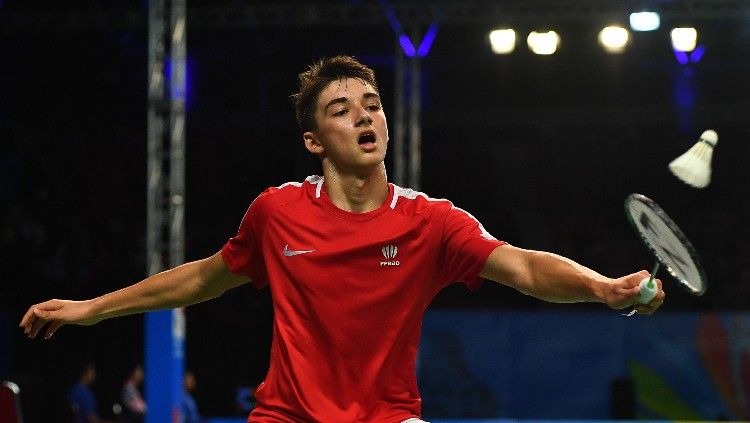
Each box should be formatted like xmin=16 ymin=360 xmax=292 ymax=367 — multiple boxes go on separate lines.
xmin=2 ymin=1 xmax=750 ymax=32
xmin=147 ymin=0 xmax=186 ymax=276
xmin=145 ymin=3 xmax=187 ymax=422
xmin=188 ymin=0 xmax=750 ymax=28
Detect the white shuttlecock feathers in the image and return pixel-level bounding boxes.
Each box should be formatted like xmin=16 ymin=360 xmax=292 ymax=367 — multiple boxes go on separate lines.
xmin=668 ymin=129 xmax=718 ymax=189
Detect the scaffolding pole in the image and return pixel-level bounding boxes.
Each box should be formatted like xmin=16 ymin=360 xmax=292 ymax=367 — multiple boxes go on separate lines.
xmin=145 ymin=0 xmax=186 ymax=421
xmin=408 ymin=33 xmax=421 ymax=191
xmin=393 ymin=38 xmax=406 ymax=187
xmin=393 ymin=29 xmax=423 ymax=191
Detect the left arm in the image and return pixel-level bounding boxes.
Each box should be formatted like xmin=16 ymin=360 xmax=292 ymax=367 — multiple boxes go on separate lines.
xmin=479 ymin=245 xmax=664 ymax=314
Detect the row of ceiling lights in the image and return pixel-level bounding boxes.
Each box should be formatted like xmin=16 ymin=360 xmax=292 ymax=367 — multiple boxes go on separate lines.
xmin=488 ymin=11 xmax=699 ymax=55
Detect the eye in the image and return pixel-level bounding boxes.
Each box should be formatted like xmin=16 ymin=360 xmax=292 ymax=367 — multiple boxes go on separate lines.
xmin=332 ymin=109 xmax=348 ymax=116
xmin=367 ymin=104 xmax=382 ymax=111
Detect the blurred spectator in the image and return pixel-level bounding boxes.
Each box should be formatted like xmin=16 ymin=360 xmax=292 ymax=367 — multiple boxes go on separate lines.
xmin=119 ymin=365 xmax=146 ymax=423
xmin=183 ymin=370 xmax=201 ymax=423
xmin=68 ymin=363 xmax=111 ymax=423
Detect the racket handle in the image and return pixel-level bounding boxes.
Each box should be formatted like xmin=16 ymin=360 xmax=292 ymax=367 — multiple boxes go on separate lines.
xmin=638 ymin=277 xmax=657 ymax=304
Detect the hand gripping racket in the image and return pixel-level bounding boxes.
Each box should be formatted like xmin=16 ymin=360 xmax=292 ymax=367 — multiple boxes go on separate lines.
xmin=624 ymin=194 xmax=707 ymax=306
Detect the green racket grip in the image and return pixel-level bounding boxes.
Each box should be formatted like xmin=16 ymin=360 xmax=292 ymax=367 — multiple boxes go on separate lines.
xmin=638 ymin=277 xmax=657 ymax=304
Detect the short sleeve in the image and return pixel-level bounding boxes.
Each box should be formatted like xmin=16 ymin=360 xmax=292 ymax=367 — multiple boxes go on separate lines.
xmin=438 ymin=205 xmax=505 ymax=290
xmin=221 ymin=193 xmax=271 ymax=289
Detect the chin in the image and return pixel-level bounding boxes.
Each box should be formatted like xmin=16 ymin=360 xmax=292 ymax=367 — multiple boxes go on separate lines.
xmin=366 ymin=152 xmax=387 ymax=165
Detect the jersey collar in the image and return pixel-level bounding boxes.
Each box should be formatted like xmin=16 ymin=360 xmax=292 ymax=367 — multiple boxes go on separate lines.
xmin=314 ymin=178 xmax=395 ymax=222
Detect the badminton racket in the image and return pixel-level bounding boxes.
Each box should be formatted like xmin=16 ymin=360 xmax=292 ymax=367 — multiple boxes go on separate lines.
xmin=624 ymin=193 xmax=707 ymax=305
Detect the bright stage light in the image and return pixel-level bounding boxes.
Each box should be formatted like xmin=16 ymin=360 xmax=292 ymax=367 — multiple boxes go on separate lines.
xmin=489 ymin=29 xmax=516 ymax=54
xmin=671 ymin=27 xmax=697 ymax=52
xmin=598 ymin=26 xmax=629 ymax=53
xmin=629 ymin=11 xmax=660 ymax=31
xmin=527 ymin=31 xmax=560 ymax=55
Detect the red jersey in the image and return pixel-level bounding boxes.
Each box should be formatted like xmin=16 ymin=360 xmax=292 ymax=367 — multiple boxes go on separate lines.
xmin=221 ymin=175 xmax=504 ymax=423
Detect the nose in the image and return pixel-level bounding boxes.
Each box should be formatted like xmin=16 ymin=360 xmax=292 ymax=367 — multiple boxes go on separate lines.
xmin=355 ymin=106 xmax=373 ymax=127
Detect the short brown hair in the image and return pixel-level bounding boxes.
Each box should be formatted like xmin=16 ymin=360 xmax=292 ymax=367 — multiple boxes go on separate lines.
xmin=292 ymin=55 xmax=378 ymax=132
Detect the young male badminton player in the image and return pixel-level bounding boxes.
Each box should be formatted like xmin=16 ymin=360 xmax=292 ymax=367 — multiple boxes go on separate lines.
xmin=21 ymin=56 xmax=664 ymax=423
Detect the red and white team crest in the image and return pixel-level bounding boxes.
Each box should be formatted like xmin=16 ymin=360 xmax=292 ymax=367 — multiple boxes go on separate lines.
xmin=380 ymin=244 xmax=400 ymax=266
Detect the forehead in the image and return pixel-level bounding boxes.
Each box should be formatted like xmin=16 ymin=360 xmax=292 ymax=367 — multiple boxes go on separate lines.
xmin=317 ymin=77 xmax=377 ymax=104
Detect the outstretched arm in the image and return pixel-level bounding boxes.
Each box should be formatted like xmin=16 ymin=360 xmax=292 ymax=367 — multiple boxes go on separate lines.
xmin=20 ymin=251 xmax=248 ymax=339
xmin=479 ymin=245 xmax=664 ymax=314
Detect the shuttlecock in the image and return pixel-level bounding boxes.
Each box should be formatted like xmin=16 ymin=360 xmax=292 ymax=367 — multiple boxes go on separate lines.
xmin=668 ymin=129 xmax=718 ymax=188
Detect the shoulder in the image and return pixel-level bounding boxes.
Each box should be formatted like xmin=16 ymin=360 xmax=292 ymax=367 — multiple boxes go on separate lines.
xmin=389 ymin=184 xmax=454 ymax=218
xmin=390 ymin=184 xmax=496 ymax=238
xmin=249 ymin=175 xmax=322 ymax=214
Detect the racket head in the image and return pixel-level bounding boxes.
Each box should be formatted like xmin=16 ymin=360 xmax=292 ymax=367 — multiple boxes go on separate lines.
xmin=624 ymin=193 xmax=707 ymax=296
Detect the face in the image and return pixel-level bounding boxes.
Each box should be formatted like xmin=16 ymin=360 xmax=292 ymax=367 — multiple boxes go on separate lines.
xmin=184 ymin=372 xmax=196 ymax=391
xmin=132 ymin=366 xmax=144 ymax=384
xmin=83 ymin=365 xmax=96 ymax=385
xmin=304 ymin=78 xmax=388 ymax=175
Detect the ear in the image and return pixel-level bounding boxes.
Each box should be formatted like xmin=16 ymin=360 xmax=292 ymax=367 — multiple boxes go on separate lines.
xmin=304 ymin=131 xmax=325 ymax=155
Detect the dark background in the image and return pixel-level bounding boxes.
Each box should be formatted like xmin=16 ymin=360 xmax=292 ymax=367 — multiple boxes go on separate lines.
xmin=1 ymin=1 xmax=749 ymax=421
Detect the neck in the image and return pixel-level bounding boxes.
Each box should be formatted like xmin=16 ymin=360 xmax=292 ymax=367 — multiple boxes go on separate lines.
xmin=321 ymin=162 xmax=389 ymax=213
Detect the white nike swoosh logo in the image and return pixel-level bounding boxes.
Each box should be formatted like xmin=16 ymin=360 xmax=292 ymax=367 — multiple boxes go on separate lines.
xmin=283 ymin=244 xmax=315 ymax=257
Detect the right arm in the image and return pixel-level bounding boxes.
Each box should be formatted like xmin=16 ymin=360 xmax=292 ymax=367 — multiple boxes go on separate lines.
xmin=20 ymin=251 xmax=248 ymax=339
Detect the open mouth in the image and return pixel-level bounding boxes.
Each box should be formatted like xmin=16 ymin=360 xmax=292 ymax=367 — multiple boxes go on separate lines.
xmin=358 ymin=131 xmax=376 ymax=145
